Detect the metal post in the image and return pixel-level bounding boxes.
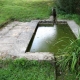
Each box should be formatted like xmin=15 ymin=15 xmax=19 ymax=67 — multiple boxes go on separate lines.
xmin=52 ymin=8 xmax=57 ymax=24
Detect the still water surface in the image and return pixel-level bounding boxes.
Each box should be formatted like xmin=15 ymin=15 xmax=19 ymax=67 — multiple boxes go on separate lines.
xmin=29 ymin=24 xmax=76 ymax=54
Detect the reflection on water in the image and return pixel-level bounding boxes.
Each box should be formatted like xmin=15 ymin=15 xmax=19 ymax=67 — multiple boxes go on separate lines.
xmin=29 ymin=24 xmax=76 ymax=54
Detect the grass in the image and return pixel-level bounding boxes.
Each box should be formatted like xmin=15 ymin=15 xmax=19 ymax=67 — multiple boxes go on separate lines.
xmin=57 ymin=70 xmax=76 ymax=80
xmin=0 ymin=58 xmax=55 ymax=80
xmin=56 ymin=4 xmax=80 ymax=26
xmin=58 ymin=13 xmax=80 ymax=26
xmin=56 ymin=36 xmax=80 ymax=79
xmin=56 ymin=56 xmax=77 ymax=80
xmin=0 ymin=0 xmax=80 ymax=27
xmin=0 ymin=0 xmax=53 ymax=25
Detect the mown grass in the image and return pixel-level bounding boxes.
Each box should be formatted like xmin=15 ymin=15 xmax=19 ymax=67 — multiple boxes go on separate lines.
xmin=0 ymin=59 xmax=55 ymax=80
xmin=0 ymin=0 xmax=53 ymax=24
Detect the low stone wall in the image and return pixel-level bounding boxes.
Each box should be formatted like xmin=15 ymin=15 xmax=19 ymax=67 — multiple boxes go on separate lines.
xmin=0 ymin=52 xmax=54 ymax=60
xmin=67 ymin=20 xmax=80 ymax=38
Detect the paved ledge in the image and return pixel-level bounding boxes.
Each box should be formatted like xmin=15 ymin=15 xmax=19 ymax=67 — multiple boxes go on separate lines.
xmin=0 ymin=52 xmax=54 ymax=60
xmin=67 ymin=20 xmax=80 ymax=38
xmin=0 ymin=19 xmax=79 ymax=60
xmin=22 ymin=52 xmax=54 ymax=60
xmin=0 ymin=20 xmax=39 ymax=55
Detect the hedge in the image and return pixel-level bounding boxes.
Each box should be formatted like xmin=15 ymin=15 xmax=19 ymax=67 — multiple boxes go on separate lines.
xmin=56 ymin=0 xmax=80 ymax=14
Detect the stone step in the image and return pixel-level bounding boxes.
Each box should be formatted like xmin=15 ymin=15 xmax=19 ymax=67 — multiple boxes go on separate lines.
xmin=0 ymin=52 xmax=54 ymax=60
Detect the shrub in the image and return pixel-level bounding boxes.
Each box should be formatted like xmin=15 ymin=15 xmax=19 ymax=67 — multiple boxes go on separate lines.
xmin=56 ymin=0 xmax=80 ymax=14
xmin=57 ymin=38 xmax=80 ymax=79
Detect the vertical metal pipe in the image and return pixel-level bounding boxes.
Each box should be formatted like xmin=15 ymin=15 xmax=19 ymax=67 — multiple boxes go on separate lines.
xmin=52 ymin=8 xmax=57 ymax=24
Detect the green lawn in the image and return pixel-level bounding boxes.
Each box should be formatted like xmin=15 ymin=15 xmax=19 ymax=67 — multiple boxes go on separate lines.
xmin=0 ymin=0 xmax=80 ymax=26
xmin=0 ymin=0 xmax=53 ymax=24
xmin=0 ymin=59 xmax=55 ymax=80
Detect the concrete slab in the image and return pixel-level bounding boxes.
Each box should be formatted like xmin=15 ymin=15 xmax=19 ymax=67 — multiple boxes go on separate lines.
xmin=0 ymin=20 xmax=42 ymax=59
xmin=23 ymin=52 xmax=54 ymax=60
xmin=67 ymin=20 xmax=80 ymax=38
xmin=0 ymin=20 xmax=55 ymax=60
xmin=2 ymin=19 xmax=80 ymax=60
xmin=0 ymin=52 xmax=54 ymax=60
xmin=0 ymin=21 xmax=19 ymax=38
xmin=0 ymin=37 xmax=17 ymax=44
xmin=0 ymin=19 xmax=79 ymax=60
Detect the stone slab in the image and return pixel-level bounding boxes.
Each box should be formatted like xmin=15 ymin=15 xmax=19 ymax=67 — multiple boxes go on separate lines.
xmin=0 ymin=21 xmax=19 ymax=38
xmin=67 ymin=20 xmax=80 ymax=38
xmin=0 ymin=52 xmax=54 ymax=60
xmin=0 ymin=20 xmax=40 ymax=55
xmin=0 ymin=19 xmax=79 ymax=60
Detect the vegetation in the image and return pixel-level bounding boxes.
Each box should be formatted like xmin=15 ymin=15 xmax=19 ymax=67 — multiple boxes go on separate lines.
xmin=55 ymin=0 xmax=80 ymax=26
xmin=0 ymin=59 xmax=55 ymax=80
xmin=58 ymin=14 xmax=80 ymax=25
xmin=0 ymin=0 xmax=80 ymax=26
xmin=57 ymin=71 xmax=76 ymax=80
xmin=0 ymin=0 xmax=53 ymax=24
xmin=56 ymin=0 xmax=80 ymax=14
xmin=0 ymin=0 xmax=80 ymax=79
xmin=57 ymin=37 xmax=80 ymax=79
xmin=55 ymin=0 xmax=80 ymax=79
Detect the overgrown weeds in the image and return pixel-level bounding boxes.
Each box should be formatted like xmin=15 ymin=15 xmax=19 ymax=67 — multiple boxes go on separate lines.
xmin=57 ymin=37 xmax=80 ymax=79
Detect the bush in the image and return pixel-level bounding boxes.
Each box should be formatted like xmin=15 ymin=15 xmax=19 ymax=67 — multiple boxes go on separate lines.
xmin=57 ymin=38 xmax=80 ymax=79
xmin=56 ymin=0 xmax=80 ymax=14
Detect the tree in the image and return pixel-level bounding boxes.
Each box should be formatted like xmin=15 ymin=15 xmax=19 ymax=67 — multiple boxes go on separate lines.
xmin=56 ymin=0 xmax=80 ymax=14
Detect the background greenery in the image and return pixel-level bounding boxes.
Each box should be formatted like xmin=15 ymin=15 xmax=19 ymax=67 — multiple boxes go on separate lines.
xmin=56 ymin=0 xmax=80 ymax=14
xmin=0 ymin=0 xmax=53 ymax=24
xmin=0 ymin=0 xmax=80 ymax=26
xmin=56 ymin=0 xmax=80 ymax=25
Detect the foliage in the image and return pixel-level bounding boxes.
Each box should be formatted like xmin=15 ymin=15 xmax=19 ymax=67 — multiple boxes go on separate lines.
xmin=56 ymin=0 xmax=80 ymax=14
xmin=58 ymin=14 xmax=80 ymax=26
xmin=0 ymin=59 xmax=55 ymax=80
xmin=55 ymin=0 xmax=80 ymax=26
xmin=57 ymin=70 xmax=76 ymax=80
xmin=57 ymin=37 xmax=80 ymax=79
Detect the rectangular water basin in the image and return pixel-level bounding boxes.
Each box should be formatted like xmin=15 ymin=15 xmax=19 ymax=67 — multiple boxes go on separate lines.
xmin=27 ymin=23 xmax=76 ymax=55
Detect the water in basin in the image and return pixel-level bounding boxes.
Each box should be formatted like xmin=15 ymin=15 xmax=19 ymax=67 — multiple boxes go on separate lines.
xmin=28 ymin=24 xmax=76 ymax=54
